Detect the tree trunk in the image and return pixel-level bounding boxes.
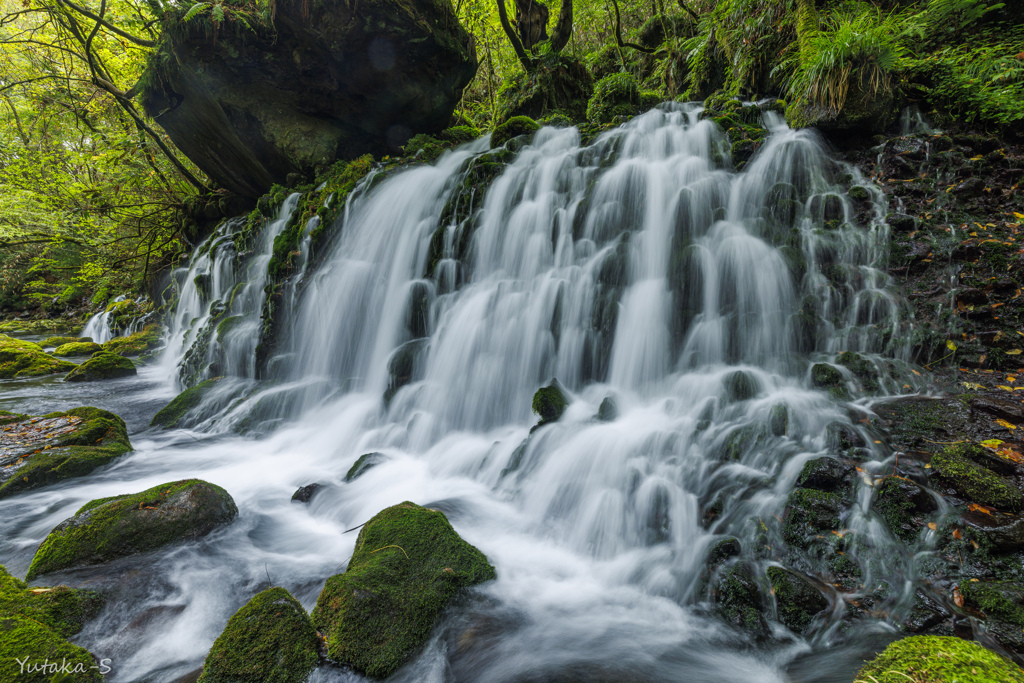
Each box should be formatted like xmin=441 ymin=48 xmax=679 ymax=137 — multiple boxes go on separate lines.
xmin=514 ymin=0 xmax=549 ymax=51
xmin=548 ymin=0 xmax=573 ymax=53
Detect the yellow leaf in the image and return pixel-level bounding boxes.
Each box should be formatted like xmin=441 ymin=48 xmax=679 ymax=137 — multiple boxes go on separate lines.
xmin=947 ymin=340 xmax=958 ymax=351
xmin=912 ymin=369 xmax=921 ymax=376
xmin=928 ymin=522 xmax=937 ymax=530
xmin=1007 ymin=349 xmax=1023 ymax=355
xmin=982 ymin=439 xmax=1005 ymax=449
xmin=999 ymin=386 xmax=1014 ymax=391
xmin=1015 ymin=212 xmax=1024 ymax=219
xmin=996 ymin=419 xmax=1018 ymax=430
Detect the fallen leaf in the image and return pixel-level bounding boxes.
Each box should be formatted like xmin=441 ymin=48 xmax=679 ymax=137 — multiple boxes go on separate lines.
xmin=982 ymin=439 xmax=1005 ymax=449
xmin=953 ymin=529 xmax=963 ymax=540
xmin=969 ymin=503 xmax=994 ymax=515
xmin=996 ymin=419 xmax=1018 ymax=430
xmin=999 ymin=386 xmax=1014 ymax=391
xmin=1008 ymin=349 xmax=1023 ymax=355
xmin=953 ymin=586 xmax=965 ymax=608
xmin=928 ymin=522 xmax=937 ymax=530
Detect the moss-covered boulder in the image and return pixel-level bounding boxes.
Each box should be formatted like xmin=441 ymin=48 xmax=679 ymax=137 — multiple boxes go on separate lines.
xmin=26 ymin=479 xmax=238 ymax=579
xmin=532 ymin=379 xmax=568 ymax=428
xmin=712 ymin=562 xmax=769 ymax=636
xmin=587 ymin=73 xmax=653 ymax=124
xmin=64 ymin=351 xmax=136 ymax=382
xmin=855 ymin=635 xmax=1024 ymax=682
xmin=150 ymin=378 xmax=222 ymax=429
xmin=932 ymin=443 xmax=1023 ymax=512
xmin=0 ymin=407 xmax=132 ymax=500
xmin=495 ymin=53 xmax=593 ymax=124
xmin=0 ymin=565 xmax=104 ymax=639
xmin=311 ymin=501 xmax=495 ymax=678
xmin=345 ymin=452 xmax=387 ymax=482
xmin=810 ymin=362 xmax=849 ymax=400
xmin=767 ymin=566 xmax=828 ymax=634
xmin=53 ymin=341 xmax=104 ymax=357
xmin=198 ymin=587 xmax=319 ymax=683
xmin=40 ymin=335 xmax=91 ymax=348
xmin=783 ymin=488 xmax=844 ymax=548
xmin=101 ymin=323 xmax=162 ymax=356
xmin=960 ymin=581 xmax=1024 ymax=651
xmin=490 ymin=115 xmax=541 ymax=149
xmin=0 ymin=335 xmax=75 ymax=379
xmin=0 ymin=615 xmax=102 ymax=682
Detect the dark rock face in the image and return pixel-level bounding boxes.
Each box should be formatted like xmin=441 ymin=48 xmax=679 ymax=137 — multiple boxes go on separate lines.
xmin=142 ymin=0 xmax=477 ymax=198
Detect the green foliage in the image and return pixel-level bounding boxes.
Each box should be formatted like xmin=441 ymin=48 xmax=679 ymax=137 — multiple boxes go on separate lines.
xmin=198 ymin=587 xmax=319 ymax=683
xmin=587 ymin=73 xmax=641 ymax=123
xmin=854 ymin=635 xmax=1024 ymax=682
xmin=311 ymin=502 xmax=496 ymax=678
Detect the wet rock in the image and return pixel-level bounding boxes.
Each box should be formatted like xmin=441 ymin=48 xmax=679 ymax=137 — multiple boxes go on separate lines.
xmin=26 ymin=479 xmax=238 ymax=579
xmin=783 ymin=489 xmax=844 ymax=548
xmin=902 ymin=588 xmax=951 ymax=634
xmin=384 ymin=339 xmax=427 ymax=406
xmin=198 ymin=587 xmax=319 ymax=683
xmin=0 ymin=614 xmax=102 ymax=682
xmin=52 ymin=341 xmax=104 ymax=357
xmin=405 ymin=281 xmax=432 ymax=339
xmin=883 ymin=154 xmax=918 ymax=179
xmin=707 ymin=537 xmax=741 ymax=566
xmin=490 ymin=116 xmax=541 ymax=148
xmin=835 ymin=351 xmax=881 ymax=393
xmin=311 ymin=502 xmax=495 ymax=678
xmin=811 ymin=363 xmax=849 ymax=400
xmin=291 ymin=483 xmax=322 ymax=503
xmin=887 ymin=213 xmax=917 ymax=232
xmin=970 ymin=396 xmax=1024 ymax=424
xmin=345 ymin=452 xmax=387 ymax=482
xmin=767 ymin=566 xmax=828 ymax=634
xmin=0 ymin=334 xmax=75 ymax=379
xmin=724 ymin=370 xmax=760 ymax=402
xmin=769 ymin=403 xmax=788 ymax=437
xmin=931 ymin=443 xmax=1023 ymax=512
xmin=825 ymin=421 xmax=867 ymax=453
xmin=857 ymin=635 xmax=1024 ymax=681
xmin=102 ymin=324 xmax=163 ymax=357
xmin=796 ymin=457 xmax=854 ymax=493
xmin=643 ymin=483 xmax=672 ymax=545
xmin=874 ymin=477 xmax=936 ymax=542
xmin=963 ymin=511 xmax=1024 ymax=553
xmin=953 ymin=177 xmax=986 ymax=197
xmin=597 ymin=396 xmax=618 ymax=422
xmin=0 ymin=407 xmax=132 ymax=500
xmin=848 ymin=185 xmax=870 ymax=202
xmin=713 ymin=562 xmax=769 ymax=636
xmin=960 ymin=581 xmax=1024 ymax=652
xmin=955 ymin=287 xmax=989 ymax=307
xmin=151 ymin=378 xmax=222 ymax=429
xmin=532 ymin=379 xmax=568 ymax=428
xmin=64 ymin=351 xmax=136 ymax=382
xmin=0 ymin=564 xmax=104 ymax=640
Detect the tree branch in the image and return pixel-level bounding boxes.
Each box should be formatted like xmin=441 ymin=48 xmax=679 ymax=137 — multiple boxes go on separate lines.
xmin=611 ymin=0 xmax=656 ymax=54
xmin=549 ymin=0 xmax=573 ymax=53
xmin=676 ymin=0 xmax=698 ymax=21
xmin=55 ymin=0 xmax=157 ymax=47
xmin=496 ymin=0 xmax=533 ymax=71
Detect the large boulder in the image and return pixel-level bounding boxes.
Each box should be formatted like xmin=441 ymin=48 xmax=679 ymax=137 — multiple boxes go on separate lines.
xmin=0 ymin=335 xmax=75 ymax=379
xmin=64 ymin=351 xmax=136 ymax=382
xmin=0 ymin=407 xmax=133 ymax=500
xmin=27 ymin=479 xmax=237 ymax=579
xmin=141 ymin=0 xmax=477 ymax=198
xmin=198 ymin=587 xmax=319 ymax=683
xmin=311 ymin=501 xmax=495 ymax=678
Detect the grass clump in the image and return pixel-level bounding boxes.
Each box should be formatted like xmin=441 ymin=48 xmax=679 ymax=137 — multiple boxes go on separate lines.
xmin=855 ymin=635 xmax=1024 ymax=682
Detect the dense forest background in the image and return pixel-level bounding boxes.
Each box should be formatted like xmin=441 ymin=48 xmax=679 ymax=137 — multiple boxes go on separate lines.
xmin=1 ymin=0 xmax=1021 ymax=316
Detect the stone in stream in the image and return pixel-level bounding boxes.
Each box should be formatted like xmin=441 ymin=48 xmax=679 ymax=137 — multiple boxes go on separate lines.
xmin=345 ymin=452 xmax=387 ymax=482
xmin=52 ymin=341 xmax=104 ymax=357
xmin=766 ymin=566 xmax=828 ymax=634
xmin=0 ymin=334 xmax=75 ymax=379
xmin=290 ymin=483 xmax=322 ymax=503
xmin=0 ymin=564 xmax=105 ymax=682
xmin=64 ymin=351 xmax=136 ymax=382
xmin=197 ymin=587 xmax=319 ymax=683
xmin=531 ymin=379 xmax=568 ymax=430
xmin=0 ymin=407 xmax=133 ymax=500
xmin=856 ymin=635 xmax=1024 ymax=682
xmin=26 ymin=479 xmax=238 ymax=580
xmin=311 ymin=501 xmax=495 ymax=678
xmin=151 ymin=378 xmax=223 ymax=429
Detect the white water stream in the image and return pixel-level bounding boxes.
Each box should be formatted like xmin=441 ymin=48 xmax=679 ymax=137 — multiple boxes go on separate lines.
xmin=0 ymin=104 xmax=925 ymax=682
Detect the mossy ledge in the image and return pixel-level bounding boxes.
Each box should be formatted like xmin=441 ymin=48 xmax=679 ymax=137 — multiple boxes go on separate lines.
xmin=26 ymin=479 xmax=237 ymax=580
xmin=64 ymin=351 xmax=137 ymax=382
xmin=311 ymin=501 xmax=496 ymax=678
xmin=0 ymin=407 xmax=132 ymax=500
xmin=151 ymin=378 xmax=222 ymax=429
xmin=198 ymin=587 xmax=319 ymax=683
xmin=0 ymin=334 xmax=76 ymax=379
xmin=53 ymin=341 xmax=104 ymax=357
xmin=101 ymin=323 xmax=163 ymax=357
xmin=854 ymin=635 xmax=1024 ymax=682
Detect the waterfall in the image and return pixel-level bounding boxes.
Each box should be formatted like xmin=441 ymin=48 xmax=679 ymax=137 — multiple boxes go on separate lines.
xmin=14 ymin=104 xmax=932 ymax=681
xmin=81 ymin=295 xmax=149 ymax=343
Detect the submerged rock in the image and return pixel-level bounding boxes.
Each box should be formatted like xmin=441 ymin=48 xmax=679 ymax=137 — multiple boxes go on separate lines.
xmin=311 ymin=501 xmax=495 ymax=678
xmin=767 ymin=566 xmax=828 ymax=634
xmin=0 ymin=407 xmax=132 ymax=500
xmin=198 ymin=587 xmax=319 ymax=683
xmin=0 ymin=334 xmax=75 ymax=379
xmin=345 ymin=453 xmax=387 ymax=482
xmin=856 ymin=635 xmax=1024 ymax=682
xmin=597 ymin=395 xmax=618 ymax=422
xmin=783 ymin=488 xmax=844 ymax=548
xmin=27 ymin=479 xmax=237 ymax=579
xmin=64 ymin=351 xmax=136 ymax=382
xmin=151 ymin=378 xmax=223 ymax=429
xmin=810 ymin=363 xmax=849 ymax=400
xmin=796 ymin=457 xmax=853 ymax=493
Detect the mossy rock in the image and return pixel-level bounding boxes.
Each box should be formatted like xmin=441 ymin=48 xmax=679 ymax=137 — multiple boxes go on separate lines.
xmin=345 ymin=452 xmax=387 ymax=482
xmin=835 ymin=351 xmax=881 ymax=393
xmin=767 ymin=566 xmax=828 ymax=634
xmin=53 ymin=341 xmax=104 ymax=357
xmin=101 ymin=324 xmax=162 ymax=356
xmin=587 ymin=73 xmax=643 ymax=124
xmin=874 ymin=477 xmax=935 ymax=542
xmin=723 ymin=370 xmax=759 ymax=402
xmin=64 ymin=351 xmax=136 ymax=382
xmin=855 ymin=635 xmax=1024 ymax=682
xmin=491 ymin=116 xmax=540 ymax=148
xmin=932 ymin=443 xmax=1023 ymax=512
xmin=26 ymin=479 xmax=238 ymax=579
xmin=311 ymin=501 xmax=496 ymax=678
xmin=713 ymin=562 xmax=768 ymax=636
xmin=215 ymin=316 xmax=244 ymax=343
xmin=0 ymin=565 xmax=104 ymax=640
xmin=783 ymin=488 xmax=844 ymax=548
xmin=0 ymin=334 xmax=75 ymax=379
xmin=40 ymin=336 xmax=91 ymax=348
xmin=960 ymin=581 xmax=1024 ymax=650
xmin=0 ymin=407 xmax=132 ymax=500
xmin=198 ymin=587 xmax=319 ymax=683
xmin=810 ymin=363 xmax=849 ymax=400
xmin=150 ymin=378 xmax=222 ymax=429
xmin=0 ymin=614 xmax=102 ymax=682
xmin=532 ymin=379 xmax=568 ymax=427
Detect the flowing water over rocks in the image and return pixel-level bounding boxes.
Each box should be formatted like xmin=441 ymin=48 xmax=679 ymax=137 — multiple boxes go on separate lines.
xmin=1 ymin=104 xmax=979 ymax=681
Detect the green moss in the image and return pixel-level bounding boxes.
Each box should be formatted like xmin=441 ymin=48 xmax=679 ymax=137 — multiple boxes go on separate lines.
xmin=0 ymin=614 xmax=101 ymax=682
xmin=403 ymin=133 xmax=446 ymax=163
xmin=835 ymin=351 xmax=881 ymax=393
xmin=0 ymin=334 xmax=76 ymax=379
xmin=532 ymin=380 xmax=568 ymax=426
xmin=0 ymin=407 xmax=132 ymax=500
xmin=26 ymin=479 xmax=238 ymax=580
xmin=345 ymin=452 xmax=386 ymax=482
xmin=101 ymin=324 xmax=163 ymax=356
xmin=960 ymin=582 xmax=1024 ymax=628
xmin=713 ymin=562 xmax=766 ymax=633
xmin=855 ymin=636 xmax=1024 ymax=682
xmin=932 ymin=443 xmax=1023 ymax=512
xmin=0 ymin=319 xmax=73 ymax=335
xmin=150 ymin=378 xmax=223 ymax=429
xmin=216 ymin=316 xmax=243 ymax=343
xmin=0 ymin=410 xmax=27 ymax=426
xmin=40 ymin=336 xmax=89 ymax=348
xmin=441 ymin=125 xmax=481 ymax=144
xmin=875 ymin=478 xmax=918 ymax=542
xmin=724 ymin=370 xmax=759 ymax=402
xmin=64 ymin=351 xmax=136 ymax=382
xmin=311 ymin=502 xmax=495 ymax=678
xmin=0 ymin=565 xmax=104 ymax=639
xmin=198 ymin=587 xmax=319 ymax=683
xmin=53 ymin=342 xmax=104 ymax=357
xmin=587 ymin=73 xmax=643 ymax=124
xmin=810 ymin=362 xmax=849 ymax=400
xmin=767 ymin=566 xmax=827 ymax=634
xmin=491 ymin=116 xmax=541 ymax=148
xmin=783 ymin=488 xmax=843 ymax=547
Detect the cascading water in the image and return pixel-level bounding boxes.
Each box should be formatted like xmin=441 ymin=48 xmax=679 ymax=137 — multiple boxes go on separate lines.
xmin=0 ymin=104 xmax=934 ymax=682
xmin=81 ymin=295 xmax=150 ymax=343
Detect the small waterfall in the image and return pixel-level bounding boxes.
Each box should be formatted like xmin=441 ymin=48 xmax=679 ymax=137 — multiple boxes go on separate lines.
xmin=81 ymin=295 xmax=149 ymax=343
